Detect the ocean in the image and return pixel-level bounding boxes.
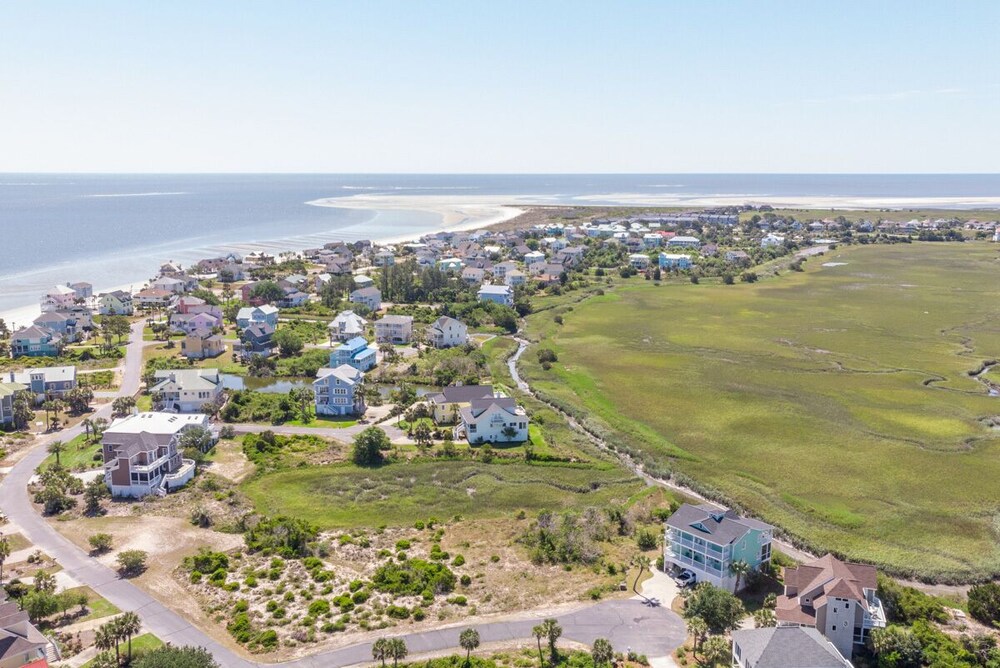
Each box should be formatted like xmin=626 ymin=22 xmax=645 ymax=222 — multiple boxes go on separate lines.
xmin=2 ymin=173 xmax=999 ymax=323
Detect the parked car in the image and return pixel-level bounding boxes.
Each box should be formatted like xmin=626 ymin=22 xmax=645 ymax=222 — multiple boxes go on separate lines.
xmin=675 ymin=569 xmax=697 ymax=587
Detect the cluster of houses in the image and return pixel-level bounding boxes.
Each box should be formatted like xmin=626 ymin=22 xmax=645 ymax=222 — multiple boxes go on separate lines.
xmin=0 ymin=366 xmax=78 ymax=427
xmin=664 ymin=503 xmax=885 ymax=666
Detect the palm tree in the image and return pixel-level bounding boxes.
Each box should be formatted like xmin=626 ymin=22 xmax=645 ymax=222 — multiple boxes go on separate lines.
xmin=686 ymin=616 xmax=708 ymax=655
xmin=729 ymin=559 xmax=751 ymax=593
xmin=82 ymin=418 xmax=94 ymax=441
xmin=632 ymin=555 xmax=651 ymax=598
xmin=753 ymin=608 xmax=776 ymax=628
xmin=701 ymin=635 xmax=731 ymax=666
xmin=0 ymin=535 xmax=10 ymax=586
xmin=94 ymin=624 xmax=115 ymax=661
xmin=591 ymin=638 xmax=614 ymax=668
xmin=532 ymin=624 xmax=546 ymax=666
xmin=97 ymin=618 xmax=121 ymax=665
xmin=389 ymin=638 xmax=408 ymax=667
xmin=119 ymin=611 xmax=141 ymax=662
xmin=460 ymin=628 xmax=480 ymax=665
xmin=540 ymin=618 xmax=562 ymax=663
xmin=47 ymin=440 xmax=66 ymax=467
xmin=372 ymin=638 xmax=389 ymax=668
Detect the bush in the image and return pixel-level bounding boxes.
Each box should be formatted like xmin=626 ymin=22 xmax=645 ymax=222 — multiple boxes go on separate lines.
xmin=309 ymin=599 xmax=331 ymax=616
xmin=244 ymin=515 xmax=318 ymax=558
xmin=88 ymin=533 xmax=113 ymax=554
xmin=683 ymin=583 xmax=745 ymax=633
xmin=635 ymin=529 xmax=658 ymax=551
xmin=877 ymin=575 xmax=948 ymax=624
xmin=351 ymin=427 xmax=389 ymax=467
xmin=227 ymin=612 xmax=254 ymax=643
xmin=116 ymin=550 xmax=148 ymax=577
xmin=184 ymin=548 xmax=230 ymax=575
xmin=257 ymin=629 xmax=279 ymax=649
xmin=371 ymin=558 xmax=456 ymax=598
xmin=452 ymin=554 xmax=466 ymax=567
xmin=537 ymin=349 xmax=558 ymax=364
xmin=460 ymin=575 xmax=472 ymax=586
xmin=386 ymin=605 xmax=411 ymax=619
xmin=968 ymin=583 xmax=1000 ymax=627
xmin=352 ymin=590 xmax=369 ymax=604
xmin=190 ymin=571 xmax=203 ymax=584
xmin=219 ymin=425 xmax=236 ymax=439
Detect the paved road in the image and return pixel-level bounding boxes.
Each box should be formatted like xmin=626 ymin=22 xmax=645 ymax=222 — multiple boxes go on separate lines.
xmin=2 ymin=322 xmax=687 ymax=667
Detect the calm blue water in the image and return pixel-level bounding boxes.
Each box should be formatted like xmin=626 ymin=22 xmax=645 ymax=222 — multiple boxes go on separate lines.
xmin=2 ymin=173 xmax=999 ymax=317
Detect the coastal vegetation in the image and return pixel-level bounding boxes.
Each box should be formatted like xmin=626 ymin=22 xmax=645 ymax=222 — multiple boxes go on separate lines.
xmin=520 ymin=242 xmax=1000 ymax=581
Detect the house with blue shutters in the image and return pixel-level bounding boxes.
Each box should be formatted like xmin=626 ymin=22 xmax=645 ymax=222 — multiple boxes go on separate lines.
xmin=314 ymin=364 xmax=366 ymax=416
xmin=665 ymin=503 xmax=773 ymax=592
xmin=330 ymin=337 xmax=377 ymax=372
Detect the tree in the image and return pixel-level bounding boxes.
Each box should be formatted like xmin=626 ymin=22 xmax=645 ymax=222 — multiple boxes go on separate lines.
xmin=119 ymin=611 xmax=142 ymax=663
xmin=23 ymin=590 xmax=59 ymax=623
xmin=112 ymin=396 xmax=136 ymax=417
xmin=532 ymin=624 xmax=546 ymax=666
xmin=290 ymin=387 xmax=315 ymax=422
xmin=250 ymin=281 xmax=284 ymax=304
xmin=273 ymin=328 xmax=304 ymax=357
xmin=632 ymin=555 xmax=651 ymax=598
xmin=460 ymin=628 xmax=480 ymax=664
xmin=97 ymin=618 xmax=123 ymax=665
xmin=351 ymin=427 xmax=389 ymax=467
xmin=12 ymin=392 xmax=33 ymax=430
xmin=106 ymin=315 xmax=132 ymax=343
xmin=372 ymin=638 xmax=390 ymax=668
xmin=686 ymin=616 xmax=708 ymax=654
xmin=84 ymin=478 xmax=108 ymax=515
xmin=117 ymin=550 xmax=148 ymax=577
xmin=729 ymin=559 xmax=751 ymax=593
xmin=388 ymin=638 xmax=408 ymax=667
xmin=179 ymin=426 xmax=214 ymax=456
xmin=0 ymin=536 xmax=9 ymax=585
xmin=753 ymin=607 xmax=776 ymax=628
xmin=870 ymin=625 xmax=922 ymax=667
xmin=591 ymin=638 xmax=614 ymax=668
xmin=969 ymin=583 xmax=1000 ymax=627
xmin=133 ymin=645 xmax=221 ymax=668
xmin=701 ymin=635 xmax=731 ymax=666
xmin=89 ymin=533 xmax=113 ymax=554
xmin=34 ymin=569 xmax=56 ymax=594
xmin=683 ymin=582 xmax=745 ymax=634
xmin=47 ymin=440 xmax=66 ymax=467
xmin=540 ymin=618 xmax=562 ymax=662
xmin=66 ymin=387 xmax=95 ymax=414
xmin=413 ymin=422 xmax=433 ymax=450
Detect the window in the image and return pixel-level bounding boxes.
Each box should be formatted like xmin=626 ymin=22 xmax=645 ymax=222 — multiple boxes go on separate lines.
xmin=832 ymin=625 xmax=836 ymax=631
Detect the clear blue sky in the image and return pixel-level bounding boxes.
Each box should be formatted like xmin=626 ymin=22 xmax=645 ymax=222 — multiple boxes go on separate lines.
xmin=2 ymin=1 xmax=998 ymax=173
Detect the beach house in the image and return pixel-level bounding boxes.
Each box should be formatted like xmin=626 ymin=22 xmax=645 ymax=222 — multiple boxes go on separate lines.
xmin=150 ymin=369 xmax=224 ymax=413
xmin=776 ymin=554 xmax=886 ymax=658
xmin=8 ymin=366 xmax=77 ymax=403
xmin=349 ymin=287 xmax=382 ymax=313
xmin=427 ymin=316 xmax=468 ymax=349
xmin=0 ymin=381 xmax=28 ymax=427
xmin=629 ymin=253 xmax=651 ymax=270
xmin=101 ymin=412 xmax=208 ymax=498
xmin=9 ymin=325 xmax=65 ymax=358
xmin=477 ymin=284 xmax=514 ymax=307
xmin=40 ymin=284 xmax=77 ymax=312
xmin=0 ymin=593 xmax=52 ymax=667
xmin=236 ymin=304 xmax=279 ymax=330
xmin=330 ymin=337 xmax=377 ymax=372
xmin=181 ymin=329 xmax=226 ymax=360
xmin=667 ymin=235 xmax=702 ymax=249
xmin=32 ymin=311 xmax=87 ymax=343
xmin=236 ymin=323 xmax=276 ymax=360
xmin=659 ymin=253 xmax=693 ymax=270
xmin=374 ymin=315 xmax=413 ymax=344
xmin=328 ymin=310 xmax=368 ymax=343
xmin=99 ymin=290 xmax=134 ymax=316
xmin=664 ymin=503 xmax=774 ymax=592
xmin=313 ymin=364 xmax=366 ymax=416
xmin=731 ymin=627 xmax=853 ymax=668
xmin=459 ymin=397 xmax=529 ymax=444
xmin=426 ymin=384 xmax=495 ymax=424
xmin=762 ymin=233 xmax=786 ymax=248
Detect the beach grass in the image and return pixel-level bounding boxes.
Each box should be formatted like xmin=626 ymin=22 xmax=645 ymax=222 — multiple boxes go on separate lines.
xmin=521 ymin=242 xmax=1000 ymax=581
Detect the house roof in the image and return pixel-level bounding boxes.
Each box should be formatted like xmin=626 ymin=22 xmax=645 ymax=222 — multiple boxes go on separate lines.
xmin=427 ymin=384 xmax=494 ymax=404
xmin=9 ymin=366 xmax=76 ymax=385
xmin=315 ymin=364 xmax=364 ymax=386
xmin=732 ymin=627 xmax=849 ymax=668
xmin=244 ymin=323 xmax=275 ymax=338
xmin=377 ymin=315 xmax=413 ymax=326
xmin=478 ymin=284 xmax=512 ymax=296
xmin=351 ymin=287 xmax=381 ymax=299
xmin=665 ymin=503 xmax=772 ymax=545
xmin=12 ymin=325 xmax=60 ymax=341
xmin=784 ymin=553 xmax=877 ymax=601
xmin=431 ymin=316 xmax=465 ymax=331
xmin=330 ymin=310 xmax=367 ymax=330
xmin=151 ymin=369 xmax=221 ymax=392
xmin=105 ymin=412 xmax=210 ymax=436
xmin=0 ymin=382 xmax=27 ymax=398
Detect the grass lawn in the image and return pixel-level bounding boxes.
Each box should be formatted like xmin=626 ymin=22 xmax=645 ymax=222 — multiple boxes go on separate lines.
xmin=284 ymin=416 xmax=358 ymax=429
xmin=63 ymin=586 xmax=120 ymax=622
xmin=42 ymin=434 xmax=103 ymax=471
xmin=2 ymin=533 xmax=31 ymax=553
xmin=82 ymin=633 xmax=162 ymax=667
xmin=242 ymin=460 xmax=645 ymax=529
xmin=521 ymin=242 xmax=1000 ymax=581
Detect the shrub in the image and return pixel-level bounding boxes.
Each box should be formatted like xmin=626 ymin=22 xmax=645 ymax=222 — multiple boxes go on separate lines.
xmin=968 ymin=583 xmax=1000 ymax=627
xmin=257 ymin=629 xmax=279 ymax=649
xmin=413 ymin=608 xmax=426 ymax=621
xmin=233 ymin=599 xmax=249 ymax=613
xmin=244 ymin=515 xmax=318 ymax=558
xmin=448 ymin=595 xmax=467 ymax=606
xmin=116 ymin=550 xmax=148 ymax=577
xmin=185 ymin=548 xmax=230 ymax=575
xmin=452 ymin=554 xmax=466 ymax=567
xmin=877 ymin=575 xmax=948 ymax=624
xmin=460 ymin=575 xmax=472 ymax=586
xmin=352 ymin=590 xmax=369 ymax=604
xmin=351 ymin=427 xmax=389 ymax=467
xmin=635 ymin=529 xmax=658 ymax=551
xmin=88 ymin=533 xmax=113 ymax=554
xmin=395 ymin=539 xmax=411 ymax=551
xmin=309 ymin=599 xmax=331 ymax=616
xmin=386 ymin=605 xmax=411 ymax=619
xmin=372 ymin=559 xmax=456 ymax=598
xmin=190 ymin=571 xmax=203 ymax=584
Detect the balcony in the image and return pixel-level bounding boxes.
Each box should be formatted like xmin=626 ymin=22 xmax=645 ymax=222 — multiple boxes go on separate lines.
xmin=863 ymin=593 xmax=887 ymax=628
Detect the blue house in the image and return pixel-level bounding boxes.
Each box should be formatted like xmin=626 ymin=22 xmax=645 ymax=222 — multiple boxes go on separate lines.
xmin=314 ymin=364 xmax=366 ymax=416
xmin=659 ymin=253 xmax=693 ymax=270
xmin=8 ymin=366 xmax=77 ymax=403
xmin=330 ymin=337 xmax=377 ymax=372
xmin=477 ymin=284 xmax=514 ymax=307
xmin=665 ymin=503 xmax=773 ymax=592
xmin=236 ymin=305 xmax=279 ymax=330
xmin=10 ymin=325 xmax=65 ymax=358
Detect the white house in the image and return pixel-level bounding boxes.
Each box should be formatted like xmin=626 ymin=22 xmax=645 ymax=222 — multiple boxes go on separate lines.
xmin=98 ymin=290 xmax=134 ymax=316
xmin=150 ymin=369 xmax=224 ymax=413
xmin=427 ymin=316 xmax=468 ymax=348
xmin=629 ymin=253 xmax=651 ymax=269
xmin=101 ymin=412 xmax=208 ymax=498
xmin=328 ymin=310 xmax=368 ymax=342
xmin=460 ymin=397 xmax=529 ymax=444
xmin=667 ymin=235 xmax=702 ymax=249
xmin=40 ymin=285 xmax=77 ymax=312
xmin=762 ymin=233 xmax=786 ymax=248
xmin=375 ymin=315 xmax=414 ymax=344
xmin=523 ymin=250 xmax=546 ymax=265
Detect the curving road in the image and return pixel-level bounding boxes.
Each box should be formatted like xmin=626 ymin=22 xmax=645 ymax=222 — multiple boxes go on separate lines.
xmin=1 ymin=323 xmax=687 ymax=667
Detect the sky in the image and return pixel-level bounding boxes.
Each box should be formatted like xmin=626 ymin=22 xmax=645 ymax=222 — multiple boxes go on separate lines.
xmin=2 ymin=1 xmax=998 ymax=173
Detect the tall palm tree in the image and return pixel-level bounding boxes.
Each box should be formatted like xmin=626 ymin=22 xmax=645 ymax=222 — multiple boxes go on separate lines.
xmin=686 ymin=616 xmax=708 ymax=655
xmin=47 ymin=440 xmax=66 ymax=467
xmin=460 ymin=628 xmax=480 ymax=665
xmin=118 ymin=611 xmax=142 ymax=662
xmin=729 ymin=559 xmax=751 ymax=593
xmin=82 ymin=418 xmax=94 ymax=441
xmin=390 ymin=638 xmax=408 ymax=667
xmin=0 ymin=536 xmax=10 ymax=586
xmin=632 ymin=555 xmax=651 ymax=599
xmin=540 ymin=618 xmax=562 ymax=663
xmin=591 ymin=638 xmax=614 ymax=668
xmin=372 ymin=638 xmax=389 ymax=668
xmin=532 ymin=625 xmax=546 ymax=666
xmin=94 ymin=625 xmax=114 ymax=659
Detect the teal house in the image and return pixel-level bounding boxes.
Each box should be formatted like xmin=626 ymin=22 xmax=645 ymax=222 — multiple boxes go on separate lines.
xmin=330 ymin=336 xmax=377 ymax=372
xmin=665 ymin=503 xmax=773 ymax=591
